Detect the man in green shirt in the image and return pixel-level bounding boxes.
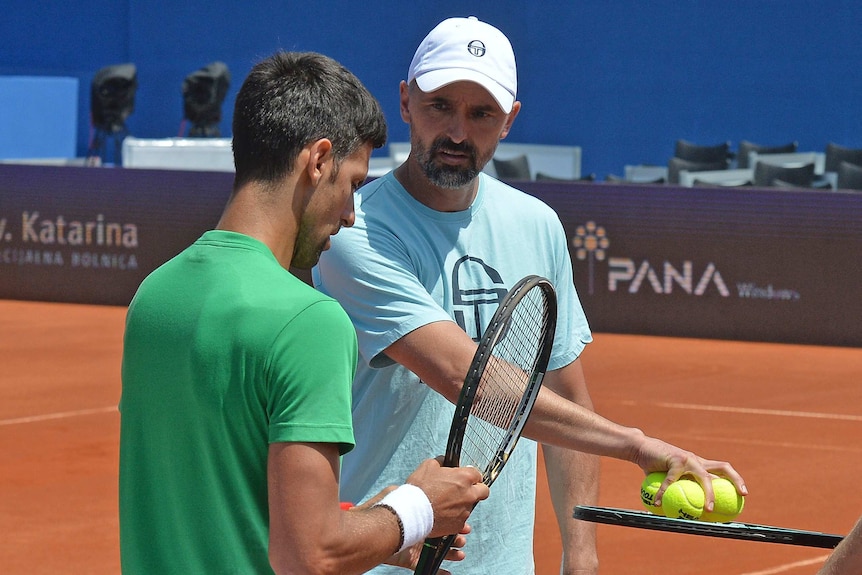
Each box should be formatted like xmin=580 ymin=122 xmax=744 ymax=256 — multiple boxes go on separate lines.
xmin=119 ymin=51 xmax=489 ymax=575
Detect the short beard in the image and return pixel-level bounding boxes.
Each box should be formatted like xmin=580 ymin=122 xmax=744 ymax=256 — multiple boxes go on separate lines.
xmin=291 ymin=226 xmax=324 ymax=270
xmin=414 ymin=136 xmax=484 ymax=189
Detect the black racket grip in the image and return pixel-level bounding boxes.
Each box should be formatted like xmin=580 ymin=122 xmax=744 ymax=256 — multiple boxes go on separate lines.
xmin=413 ymin=533 xmax=456 ymax=575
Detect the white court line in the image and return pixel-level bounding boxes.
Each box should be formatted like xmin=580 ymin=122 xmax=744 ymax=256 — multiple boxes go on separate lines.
xmin=0 ymin=406 xmax=117 ymax=426
xmin=737 ymin=555 xmax=828 ymax=575
xmin=616 ymin=400 xmax=862 ymax=452
xmin=620 ymin=400 xmax=862 ymax=422
xmin=677 ymin=434 xmax=862 ymax=453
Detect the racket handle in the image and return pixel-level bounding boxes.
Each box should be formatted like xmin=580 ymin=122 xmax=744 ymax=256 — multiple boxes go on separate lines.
xmin=413 ymin=534 xmax=456 ymax=575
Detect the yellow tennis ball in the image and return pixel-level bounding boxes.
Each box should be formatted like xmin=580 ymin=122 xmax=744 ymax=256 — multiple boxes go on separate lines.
xmin=700 ymin=477 xmax=745 ymax=523
xmin=640 ymin=472 xmax=666 ymax=516
xmin=661 ymin=479 xmax=704 ymax=520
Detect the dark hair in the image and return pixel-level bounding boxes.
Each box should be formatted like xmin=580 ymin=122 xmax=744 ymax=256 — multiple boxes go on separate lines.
xmin=231 ymin=51 xmax=387 ymax=189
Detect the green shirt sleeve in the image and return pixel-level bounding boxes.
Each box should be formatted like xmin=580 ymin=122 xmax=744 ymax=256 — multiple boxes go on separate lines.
xmin=266 ymin=299 xmax=357 ymax=455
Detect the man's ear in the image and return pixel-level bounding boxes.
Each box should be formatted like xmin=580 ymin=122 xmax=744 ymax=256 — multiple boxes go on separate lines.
xmin=399 ymin=80 xmax=411 ymax=124
xmin=305 ymin=138 xmax=334 ymax=185
xmin=499 ymin=101 xmax=521 ymax=141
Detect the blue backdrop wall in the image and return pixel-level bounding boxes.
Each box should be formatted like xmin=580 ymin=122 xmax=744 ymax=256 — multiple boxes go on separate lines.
xmin=3 ymin=1 xmax=861 ymax=178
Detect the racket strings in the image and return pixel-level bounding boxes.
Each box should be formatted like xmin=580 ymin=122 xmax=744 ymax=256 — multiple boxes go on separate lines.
xmin=460 ymin=286 xmax=551 ymax=481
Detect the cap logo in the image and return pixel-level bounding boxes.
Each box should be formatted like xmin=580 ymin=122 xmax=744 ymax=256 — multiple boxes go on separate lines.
xmin=467 ymin=40 xmax=486 ymax=57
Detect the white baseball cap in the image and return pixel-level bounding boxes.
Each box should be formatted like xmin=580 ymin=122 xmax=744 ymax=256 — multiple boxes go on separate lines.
xmin=407 ymin=16 xmax=517 ymax=113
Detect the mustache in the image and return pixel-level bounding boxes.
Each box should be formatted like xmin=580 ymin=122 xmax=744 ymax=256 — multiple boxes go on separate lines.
xmin=430 ymin=138 xmax=477 ymax=158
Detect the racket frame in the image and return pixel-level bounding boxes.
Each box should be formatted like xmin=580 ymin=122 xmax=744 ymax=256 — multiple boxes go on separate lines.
xmin=414 ymin=275 xmax=557 ymax=575
xmin=573 ymin=505 xmax=844 ymax=549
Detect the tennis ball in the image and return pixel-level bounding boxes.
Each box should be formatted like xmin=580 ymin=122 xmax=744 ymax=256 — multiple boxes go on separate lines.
xmin=700 ymin=477 xmax=745 ymax=523
xmin=640 ymin=472 xmax=666 ymax=516
xmin=661 ymin=479 xmax=704 ymax=520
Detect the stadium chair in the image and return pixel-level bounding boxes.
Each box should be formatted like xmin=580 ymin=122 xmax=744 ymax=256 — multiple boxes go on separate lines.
xmin=667 ymin=157 xmax=729 ymax=185
xmin=836 ymin=160 xmax=862 ymax=190
xmin=619 ymin=164 xmax=668 ymax=183
xmin=824 ymin=142 xmax=862 ymax=173
xmin=492 ymin=154 xmax=532 ymax=180
xmin=692 ymin=177 xmax=752 ymax=188
xmin=536 ymin=171 xmax=596 ymax=182
xmin=737 ymin=140 xmax=798 ymax=169
xmin=673 ymin=139 xmax=732 ymax=166
xmin=752 ymin=161 xmax=815 ymax=188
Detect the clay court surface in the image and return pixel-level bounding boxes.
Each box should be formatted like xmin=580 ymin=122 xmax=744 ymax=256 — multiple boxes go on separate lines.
xmin=1 ymin=299 xmax=860 ymax=574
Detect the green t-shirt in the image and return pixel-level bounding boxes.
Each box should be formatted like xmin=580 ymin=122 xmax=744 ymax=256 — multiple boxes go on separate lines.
xmin=119 ymin=230 xmax=356 ymax=574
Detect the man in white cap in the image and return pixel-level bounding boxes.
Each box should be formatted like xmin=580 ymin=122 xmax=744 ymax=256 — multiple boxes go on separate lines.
xmin=314 ymin=16 xmax=747 ymax=575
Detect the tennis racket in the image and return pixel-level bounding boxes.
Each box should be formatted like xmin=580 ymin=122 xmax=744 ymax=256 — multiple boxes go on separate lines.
xmin=574 ymin=505 xmax=844 ymax=549
xmin=413 ymin=275 xmax=557 ymax=575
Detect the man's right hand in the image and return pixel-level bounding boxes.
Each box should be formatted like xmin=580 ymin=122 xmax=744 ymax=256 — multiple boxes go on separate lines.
xmin=406 ymin=457 xmax=489 ymax=538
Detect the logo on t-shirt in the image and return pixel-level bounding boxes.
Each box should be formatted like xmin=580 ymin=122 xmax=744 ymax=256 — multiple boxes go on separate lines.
xmin=451 ymin=255 xmax=507 ymax=341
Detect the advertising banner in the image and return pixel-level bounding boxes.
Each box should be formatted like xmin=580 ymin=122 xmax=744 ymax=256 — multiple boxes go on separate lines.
xmin=1 ymin=165 xmax=859 ymax=346
xmin=0 ymin=164 xmax=231 ymax=305
xmin=524 ymin=182 xmax=861 ymax=347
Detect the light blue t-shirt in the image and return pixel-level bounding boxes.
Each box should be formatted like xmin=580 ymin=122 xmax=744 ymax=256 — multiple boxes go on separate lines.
xmin=314 ymin=171 xmax=591 ymax=575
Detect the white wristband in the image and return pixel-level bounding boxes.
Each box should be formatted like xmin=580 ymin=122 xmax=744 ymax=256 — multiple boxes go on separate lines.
xmin=374 ymin=483 xmax=434 ymax=552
